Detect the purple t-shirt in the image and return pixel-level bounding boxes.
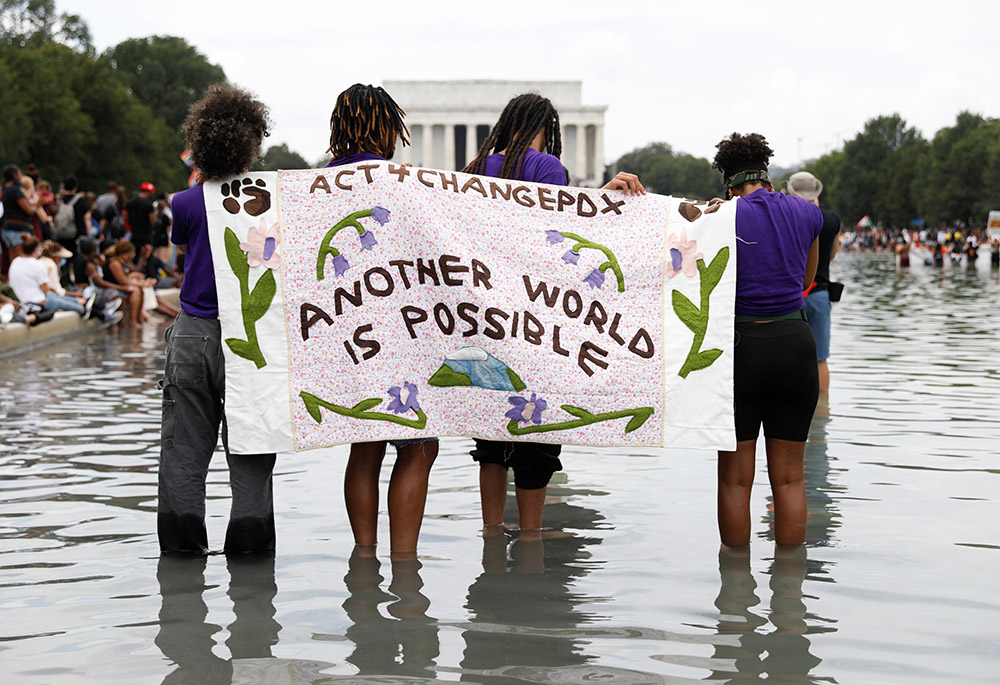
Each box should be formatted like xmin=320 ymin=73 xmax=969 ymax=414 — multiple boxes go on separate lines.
xmin=734 ymin=188 xmax=823 ymax=316
xmin=482 ymin=148 xmax=567 ymax=185
xmin=325 ymin=151 xmax=385 ymax=167
xmin=171 ymin=184 xmax=218 ymax=318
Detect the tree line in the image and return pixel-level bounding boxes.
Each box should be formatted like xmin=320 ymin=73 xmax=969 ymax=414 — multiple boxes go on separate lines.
xmin=0 ymin=0 xmax=307 ymax=194
xmin=613 ymin=112 xmax=1000 ymax=229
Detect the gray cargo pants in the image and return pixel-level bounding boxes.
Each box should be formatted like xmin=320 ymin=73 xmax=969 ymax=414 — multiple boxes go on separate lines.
xmin=158 ymin=311 xmax=276 ymax=555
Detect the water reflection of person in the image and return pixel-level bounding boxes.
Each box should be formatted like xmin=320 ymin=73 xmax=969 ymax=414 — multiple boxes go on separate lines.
xmin=341 ymin=547 xmax=440 ymax=680
xmin=704 ymin=545 xmax=834 ymax=682
xmin=459 ymin=497 xmax=605 ymax=683
xmin=156 ymin=554 xmax=280 ymax=685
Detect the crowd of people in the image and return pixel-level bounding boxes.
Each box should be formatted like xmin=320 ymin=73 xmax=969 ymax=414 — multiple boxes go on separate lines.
xmin=840 ymin=223 xmax=1000 ymax=269
xmin=1 ymin=165 xmax=182 ymax=328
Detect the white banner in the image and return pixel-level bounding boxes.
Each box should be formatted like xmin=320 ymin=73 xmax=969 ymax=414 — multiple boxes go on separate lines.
xmin=205 ymin=163 xmax=736 ymax=454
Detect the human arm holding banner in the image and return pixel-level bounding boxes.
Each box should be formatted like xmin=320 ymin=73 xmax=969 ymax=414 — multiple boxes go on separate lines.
xmin=602 ymin=171 xmax=645 ymax=196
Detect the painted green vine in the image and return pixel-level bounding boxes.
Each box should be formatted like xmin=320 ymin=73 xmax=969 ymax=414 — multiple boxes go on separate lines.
xmin=672 ymin=246 xmax=730 ymax=378
xmin=300 ymin=391 xmax=428 ymax=430
xmin=223 ymin=226 xmax=275 ymax=369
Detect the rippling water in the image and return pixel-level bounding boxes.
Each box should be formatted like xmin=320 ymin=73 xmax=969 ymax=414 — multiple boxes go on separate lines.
xmin=1 ymin=253 xmax=997 ymax=684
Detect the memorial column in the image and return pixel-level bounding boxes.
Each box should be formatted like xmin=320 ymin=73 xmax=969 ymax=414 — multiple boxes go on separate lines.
xmin=422 ymin=124 xmax=433 ymax=169
xmin=466 ymin=124 xmax=478 ymax=166
xmin=593 ymin=124 xmax=604 ymax=181
xmin=444 ymin=124 xmax=456 ymax=171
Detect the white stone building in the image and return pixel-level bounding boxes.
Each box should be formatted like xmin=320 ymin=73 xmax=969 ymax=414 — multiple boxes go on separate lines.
xmin=384 ymin=80 xmax=607 ymax=187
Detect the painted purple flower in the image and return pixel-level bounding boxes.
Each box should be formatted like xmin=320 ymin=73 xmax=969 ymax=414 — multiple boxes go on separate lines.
xmin=545 ymin=230 xmax=564 ymax=244
xmin=561 ymin=249 xmax=580 ymax=265
xmin=359 ymin=230 xmax=377 ymax=251
xmin=505 ymin=393 xmax=548 ymax=425
xmin=371 ymin=206 xmax=391 ymax=226
xmin=387 ymin=381 xmax=420 ymax=414
xmin=583 ymin=268 xmax=606 ymax=289
xmin=670 ymin=247 xmax=683 ymax=272
xmin=665 ymin=226 xmax=704 ymax=278
xmin=332 ymin=253 xmax=350 ymax=277
xmin=239 ymin=218 xmax=281 ymax=269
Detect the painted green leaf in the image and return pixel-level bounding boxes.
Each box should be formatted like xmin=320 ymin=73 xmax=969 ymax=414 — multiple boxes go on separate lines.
xmin=428 ymin=364 xmax=472 ymax=387
xmin=224 ymin=227 xmax=249 ymax=282
xmin=352 ymin=398 xmax=383 ymax=412
xmin=506 ymin=367 xmax=527 ymax=392
xmin=301 ymin=393 xmax=324 ymax=422
xmin=703 ymin=246 xmax=730 ymax=292
xmin=672 ymin=290 xmax=702 ymax=332
xmin=562 ymin=406 xmax=591 ymax=419
xmin=226 ymin=337 xmax=253 ymax=360
xmin=247 ymin=268 xmax=276 ymax=321
xmin=696 ymin=348 xmax=723 ymax=366
xmin=624 ymin=407 xmax=655 ymax=433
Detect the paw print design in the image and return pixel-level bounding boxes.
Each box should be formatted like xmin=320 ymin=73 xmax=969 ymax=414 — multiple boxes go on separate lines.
xmin=677 ymin=200 xmax=724 ymax=222
xmin=221 ymin=178 xmax=272 ymax=217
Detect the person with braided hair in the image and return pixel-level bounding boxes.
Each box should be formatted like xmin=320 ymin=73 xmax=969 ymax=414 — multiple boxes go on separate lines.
xmin=463 ymin=93 xmax=644 ymax=538
xmin=710 ymin=132 xmax=822 ymax=547
xmin=326 ymin=83 xmax=440 ymax=560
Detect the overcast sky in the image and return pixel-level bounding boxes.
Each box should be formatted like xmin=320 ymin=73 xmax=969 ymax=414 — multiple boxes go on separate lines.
xmin=61 ymin=0 xmax=999 ymax=169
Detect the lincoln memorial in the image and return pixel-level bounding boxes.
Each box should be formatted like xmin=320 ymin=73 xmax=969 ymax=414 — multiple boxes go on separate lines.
xmin=385 ymin=80 xmax=607 ymax=187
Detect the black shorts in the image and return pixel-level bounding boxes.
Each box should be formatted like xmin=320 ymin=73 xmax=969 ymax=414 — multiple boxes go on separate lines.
xmin=471 ymin=440 xmax=562 ymax=490
xmin=733 ymin=319 xmax=819 ymax=442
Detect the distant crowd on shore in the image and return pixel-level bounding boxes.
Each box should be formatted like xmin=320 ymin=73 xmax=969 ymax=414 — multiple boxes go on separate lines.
xmin=840 ymin=223 xmax=1000 ymax=269
xmin=1 ymin=164 xmax=182 ymax=329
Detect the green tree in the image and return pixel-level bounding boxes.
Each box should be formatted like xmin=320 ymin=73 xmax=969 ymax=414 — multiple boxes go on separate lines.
xmin=104 ymin=35 xmax=225 ymax=130
xmin=873 ymin=140 xmax=928 ymax=226
xmin=834 ymin=114 xmax=924 ymax=225
xmin=0 ymin=0 xmax=90 ymax=50
xmin=614 ymin=142 xmax=720 ymax=198
xmin=1 ymin=40 xmax=188 ymax=191
xmin=252 ymin=144 xmax=310 ymax=171
xmin=918 ymin=111 xmax=1000 ymax=223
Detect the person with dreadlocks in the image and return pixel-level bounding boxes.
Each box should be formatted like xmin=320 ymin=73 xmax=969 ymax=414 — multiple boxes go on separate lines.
xmin=462 ymin=93 xmax=644 ymax=538
xmin=710 ymin=132 xmax=822 ymax=547
xmin=326 ymin=83 xmax=440 ymax=559
xmin=157 ymin=84 xmax=277 ymax=556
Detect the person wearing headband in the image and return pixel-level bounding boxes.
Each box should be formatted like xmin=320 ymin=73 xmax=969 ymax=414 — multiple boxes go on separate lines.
xmin=711 ymin=132 xmax=822 ymax=547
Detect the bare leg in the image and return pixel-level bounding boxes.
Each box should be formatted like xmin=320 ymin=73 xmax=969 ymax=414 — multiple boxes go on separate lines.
xmin=386 ymin=440 xmax=438 ymax=554
xmin=479 ymin=463 xmax=509 ymax=528
xmin=817 ymin=360 xmax=830 ymax=394
xmin=126 ymin=287 xmax=144 ymax=327
xmin=344 ymin=442 xmax=387 ymax=547
xmin=514 ymin=486 xmax=546 ymax=531
xmin=717 ymin=439 xmax=758 ymax=546
xmin=155 ymin=296 xmax=180 ymax=319
xmin=764 ymin=437 xmax=807 ymax=545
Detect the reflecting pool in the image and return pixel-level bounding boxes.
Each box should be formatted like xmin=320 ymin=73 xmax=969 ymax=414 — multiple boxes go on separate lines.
xmin=1 ymin=253 xmax=997 ymax=683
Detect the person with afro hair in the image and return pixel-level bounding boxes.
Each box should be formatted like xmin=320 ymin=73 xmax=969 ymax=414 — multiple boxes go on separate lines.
xmin=157 ymin=84 xmax=277 ymax=556
xmin=710 ymin=132 xmax=822 ymax=547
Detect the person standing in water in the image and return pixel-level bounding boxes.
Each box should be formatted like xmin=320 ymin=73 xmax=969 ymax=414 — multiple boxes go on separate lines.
xmin=711 ymin=132 xmax=822 ymax=547
xmin=462 ymin=93 xmax=644 ymax=537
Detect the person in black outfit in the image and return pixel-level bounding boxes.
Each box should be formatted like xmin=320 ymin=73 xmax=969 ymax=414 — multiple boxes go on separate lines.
xmin=124 ymin=182 xmax=157 ymax=250
xmin=784 ymin=171 xmax=840 ymax=393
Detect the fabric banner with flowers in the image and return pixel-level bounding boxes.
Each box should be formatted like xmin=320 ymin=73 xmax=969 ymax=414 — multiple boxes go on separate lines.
xmin=204 ymin=164 xmax=737 ymax=455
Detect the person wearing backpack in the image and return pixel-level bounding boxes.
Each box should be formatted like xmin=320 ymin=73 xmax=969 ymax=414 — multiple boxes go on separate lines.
xmin=55 ymin=176 xmax=90 ymax=253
